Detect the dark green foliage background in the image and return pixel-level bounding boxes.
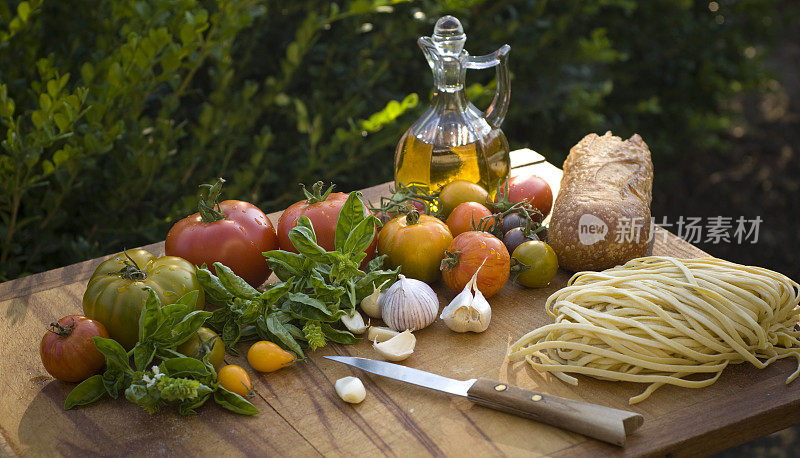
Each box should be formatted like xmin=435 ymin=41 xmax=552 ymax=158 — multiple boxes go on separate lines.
xmin=0 ymin=0 xmax=789 ymax=280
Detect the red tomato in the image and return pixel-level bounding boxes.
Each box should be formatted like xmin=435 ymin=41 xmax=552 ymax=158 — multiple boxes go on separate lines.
xmin=495 ymin=175 xmax=553 ymax=219
xmin=165 ymin=179 xmax=278 ymax=288
xmin=446 ymin=202 xmax=495 ymax=237
xmin=277 ymin=183 xmax=377 ymax=267
xmin=40 ymin=315 xmax=109 ymax=383
xmin=441 ymin=231 xmax=510 ymax=298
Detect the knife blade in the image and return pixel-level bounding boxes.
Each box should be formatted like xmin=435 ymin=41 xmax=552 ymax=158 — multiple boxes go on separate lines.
xmin=325 ymin=356 xmax=643 ymax=446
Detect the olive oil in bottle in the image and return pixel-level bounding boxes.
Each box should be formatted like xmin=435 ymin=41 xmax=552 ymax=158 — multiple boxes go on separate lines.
xmin=393 ymin=16 xmax=512 ymax=197
xmin=394 ymin=128 xmax=509 ymax=195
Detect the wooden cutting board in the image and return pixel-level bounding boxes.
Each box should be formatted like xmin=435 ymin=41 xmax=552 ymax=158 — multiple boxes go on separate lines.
xmin=1 ymin=150 xmax=798 ymax=457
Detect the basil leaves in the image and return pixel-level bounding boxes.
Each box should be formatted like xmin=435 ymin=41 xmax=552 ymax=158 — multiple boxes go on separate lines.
xmin=198 ymin=191 xmax=398 ymax=358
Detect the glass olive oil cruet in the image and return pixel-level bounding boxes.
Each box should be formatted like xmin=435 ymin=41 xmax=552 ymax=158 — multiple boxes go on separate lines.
xmin=394 ymin=15 xmax=511 ymax=196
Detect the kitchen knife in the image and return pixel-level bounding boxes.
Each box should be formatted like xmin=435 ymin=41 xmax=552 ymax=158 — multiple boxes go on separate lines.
xmin=324 ymin=355 xmax=643 ymax=446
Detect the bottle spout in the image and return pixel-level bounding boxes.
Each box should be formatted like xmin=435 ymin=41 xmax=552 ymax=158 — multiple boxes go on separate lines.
xmin=418 ymin=37 xmax=439 ymax=70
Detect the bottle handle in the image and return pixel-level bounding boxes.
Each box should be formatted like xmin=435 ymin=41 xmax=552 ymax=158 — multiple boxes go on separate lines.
xmin=465 ymin=45 xmax=509 ymax=69
xmin=466 ymin=45 xmax=511 ymax=128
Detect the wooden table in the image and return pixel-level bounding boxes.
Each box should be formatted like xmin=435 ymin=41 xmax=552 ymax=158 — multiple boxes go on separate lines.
xmin=1 ymin=150 xmax=798 ymax=457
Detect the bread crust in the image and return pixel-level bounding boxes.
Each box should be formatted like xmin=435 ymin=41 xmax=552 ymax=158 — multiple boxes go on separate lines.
xmin=549 ymin=132 xmax=654 ymax=271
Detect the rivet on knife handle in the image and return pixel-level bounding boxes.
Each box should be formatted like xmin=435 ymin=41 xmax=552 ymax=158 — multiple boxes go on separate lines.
xmin=466 ymin=378 xmax=644 ymax=446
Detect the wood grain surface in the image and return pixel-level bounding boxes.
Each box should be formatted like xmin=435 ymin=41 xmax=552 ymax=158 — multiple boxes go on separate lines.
xmin=1 ymin=153 xmax=798 ymax=457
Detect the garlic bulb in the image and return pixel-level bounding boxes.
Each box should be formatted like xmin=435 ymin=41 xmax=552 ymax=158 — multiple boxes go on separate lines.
xmin=440 ymin=264 xmax=491 ymax=333
xmin=379 ymin=275 xmax=439 ymax=331
xmin=335 ymin=376 xmax=366 ymax=404
xmin=373 ymin=330 xmax=416 ymax=361
xmin=366 ymin=326 xmax=400 ymax=343
xmin=360 ymin=279 xmax=389 ymax=318
xmin=340 ymin=310 xmax=368 ymax=334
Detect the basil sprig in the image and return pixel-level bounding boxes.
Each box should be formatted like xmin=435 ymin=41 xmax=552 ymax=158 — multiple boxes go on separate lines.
xmin=198 ymin=191 xmax=399 ymax=357
xmin=65 ymin=289 xmax=258 ymax=416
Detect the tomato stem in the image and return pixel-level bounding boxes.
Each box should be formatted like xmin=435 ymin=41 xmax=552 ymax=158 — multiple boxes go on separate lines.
xmin=405 ymin=209 xmax=420 ymax=225
xmin=368 ymin=182 xmax=438 ymax=219
xmin=440 ymin=250 xmax=462 ymax=271
xmin=198 ymin=177 xmax=228 ymax=223
xmin=49 ymin=317 xmax=75 ymax=337
xmin=510 ymin=257 xmax=531 ymax=274
xmin=301 ymin=181 xmax=335 ymax=204
xmin=112 ymin=250 xmax=148 ymax=281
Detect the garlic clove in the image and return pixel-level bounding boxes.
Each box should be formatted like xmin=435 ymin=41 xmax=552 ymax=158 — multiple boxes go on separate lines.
xmin=360 ymin=279 xmax=389 ymax=319
xmin=340 ymin=310 xmax=368 ymax=334
xmin=379 ymin=275 xmax=439 ymax=332
xmin=334 ymin=376 xmax=366 ymax=404
xmin=466 ymin=287 xmax=491 ymax=332
xmin=373 ymin=329 xmax=416 ymax=361
xmin=366 ymin=326 xmax=400 ymax=343
xmin=440 ymin=262 xmax=491 ymax=333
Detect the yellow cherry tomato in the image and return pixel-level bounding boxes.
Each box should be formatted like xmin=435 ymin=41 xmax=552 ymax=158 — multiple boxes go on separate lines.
xmin=438 ymin=180 xmax=489 ymax=216
xmin=177 ymin=327 xmax=225 ymax=372
xmin=247 ymin=341 xmax=296 ymax=373
xmin=217 ymin=364 xmax=252 ymax=396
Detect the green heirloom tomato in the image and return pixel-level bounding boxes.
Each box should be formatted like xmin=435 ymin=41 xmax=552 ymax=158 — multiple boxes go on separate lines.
xmin=83 ymin=249 xmax=205 ymax=350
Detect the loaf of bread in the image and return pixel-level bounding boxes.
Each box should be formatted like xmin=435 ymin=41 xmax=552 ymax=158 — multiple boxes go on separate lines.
xmin=549 ymin=132 xmax=653 ymax=271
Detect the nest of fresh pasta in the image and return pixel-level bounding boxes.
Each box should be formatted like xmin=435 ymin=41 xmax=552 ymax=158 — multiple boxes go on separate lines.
xmin=509 ymin=256 xmax=800 ymax=404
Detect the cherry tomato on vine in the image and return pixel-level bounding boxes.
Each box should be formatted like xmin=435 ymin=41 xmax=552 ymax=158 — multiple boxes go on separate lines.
xmin=512 ymin=241 xmax=559 ymax=288
xmin=438 ymin=180 xmax=489 ymax=216
xmin=247 ymin=341 xmax=296 ymax=373
xmin=503 ymin=227 xmax=539 ymax=254
xmin=178 ymin=327 xmax=225 ymax=372
xmin=277 ymin=182 xmax=377 ymax=268
xmin=441 ymin=231 xmax=510 ymax=298
xmin=378 ymin=211 xmax=453 ymax=283
xmin=500 ymin=212 xmax=528 ymax=234
xmin=495 ymin=175 xmax=553 ymax=219
xmin=218 ymin=365 xmax=253 ymax=396
xmin=40 ymin=315 xmax=109 ymax=383
xmin=446 ymin=202 xmax=495 ymax=237
xmin=166 ymin=178 xmax=279 ymax=288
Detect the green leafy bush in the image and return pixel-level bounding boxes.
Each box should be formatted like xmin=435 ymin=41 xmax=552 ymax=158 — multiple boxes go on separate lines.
xmin=0 ymin=0 xmax=786 ymax=280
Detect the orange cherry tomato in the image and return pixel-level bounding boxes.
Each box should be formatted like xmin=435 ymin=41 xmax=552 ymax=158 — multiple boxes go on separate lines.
xmin=441 ymin=231 xmax=510 ymax=298
xmin=247 ymin=341 xmax=296 ymax=373
xmin=446 ymin=202 xmax=495 ymax=237
xmin=218 ymin=364 xmax=253 ymax=396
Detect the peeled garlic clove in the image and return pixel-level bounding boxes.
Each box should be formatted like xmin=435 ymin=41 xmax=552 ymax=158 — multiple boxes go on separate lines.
xmin=367 ymin=326 xmax=400 ymax=343
xmin=379 ymin=275 xmax=439 ymax=332
xmin=440 ymin=262 xmax=491 ymax=333
xmin=360 ymin=279 xmax=389 ymax=319
xmin=335 ymin=376 xmax=366 ymax=404
xmin=340 ymin=310 xmax=368 ymax=334
xmin=373 ymin=330 xmax=416 ymax=361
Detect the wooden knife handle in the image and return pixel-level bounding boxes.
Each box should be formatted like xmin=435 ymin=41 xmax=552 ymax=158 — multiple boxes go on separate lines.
xmin=466 ymin=378 xmax=643 ymax=446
